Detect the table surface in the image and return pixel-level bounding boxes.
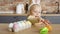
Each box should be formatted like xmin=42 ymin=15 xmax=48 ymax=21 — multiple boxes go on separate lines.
xmin=0 ymin=23 xmax=60 ymax=34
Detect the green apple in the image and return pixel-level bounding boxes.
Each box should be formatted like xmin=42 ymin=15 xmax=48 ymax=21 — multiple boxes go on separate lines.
xmin=40 ymin=27 xmax=48 ymax=34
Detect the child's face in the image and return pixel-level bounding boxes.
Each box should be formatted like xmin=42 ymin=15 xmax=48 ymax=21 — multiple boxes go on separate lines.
xmin=31 ymin=8 xmax=41 ymax=17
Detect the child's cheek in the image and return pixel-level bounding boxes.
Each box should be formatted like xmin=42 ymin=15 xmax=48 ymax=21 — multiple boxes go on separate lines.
xmin=33 ymin=13 xmax=37 ymax=16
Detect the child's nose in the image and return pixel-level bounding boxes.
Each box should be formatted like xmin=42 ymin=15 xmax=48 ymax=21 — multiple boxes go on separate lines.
xmin=36 ymin=13 xmax=40 ymax=16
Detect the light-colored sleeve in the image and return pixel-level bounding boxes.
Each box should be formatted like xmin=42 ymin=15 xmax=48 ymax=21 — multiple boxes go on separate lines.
xmin=27 ymin=15 xmax=35 ymax=20
xmin=27 ymin=16 xmax=39 ymax=24
xmin=38 ymin=17 xmax=44 ymax=22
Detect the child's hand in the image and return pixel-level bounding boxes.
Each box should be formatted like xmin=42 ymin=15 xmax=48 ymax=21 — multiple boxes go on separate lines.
xmin=44 ymin=19 xmax=51 ymax=24
xmin=40 ymin=19 xmax=51 ymax=25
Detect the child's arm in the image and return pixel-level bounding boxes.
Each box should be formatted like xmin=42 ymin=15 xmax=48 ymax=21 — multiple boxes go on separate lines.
xmin=38 ymin=17 xmax=50 ymax=26
xmin=41 ymin=19 xmax=50 ymax=26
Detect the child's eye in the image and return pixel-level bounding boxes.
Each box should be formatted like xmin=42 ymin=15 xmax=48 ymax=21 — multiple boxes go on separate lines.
xmin=38 ymin=11 xmax=41 ymax=13
xmin=34 ymin=11 xmax=37 ymax=13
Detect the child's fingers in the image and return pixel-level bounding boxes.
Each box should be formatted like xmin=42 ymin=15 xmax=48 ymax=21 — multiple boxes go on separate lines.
xmin=44 ymin=19 xmax=51 ymax=24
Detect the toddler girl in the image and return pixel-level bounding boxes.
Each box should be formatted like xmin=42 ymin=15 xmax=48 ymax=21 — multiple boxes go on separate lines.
xmin=27 ymin=4 xmax=52 ymax=31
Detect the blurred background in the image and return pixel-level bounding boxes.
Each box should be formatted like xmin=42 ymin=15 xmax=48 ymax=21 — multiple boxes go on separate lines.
xmin=0 ymin=0 xmax=60 ymax=24
xmin=0 ymin=0 xmax=60 ymax=14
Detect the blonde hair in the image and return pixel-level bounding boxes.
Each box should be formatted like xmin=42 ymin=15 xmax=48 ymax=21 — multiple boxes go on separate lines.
xmin=28 ymin=4 xmax=41 ymax=15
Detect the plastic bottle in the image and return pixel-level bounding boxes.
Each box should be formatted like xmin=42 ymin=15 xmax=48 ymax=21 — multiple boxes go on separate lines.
xmin=8 ymin=23 xmax=13 ymax=31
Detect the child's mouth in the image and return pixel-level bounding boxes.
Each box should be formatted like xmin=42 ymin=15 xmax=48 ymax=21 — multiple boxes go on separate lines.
xmin=35 ymin=16 xmax=38 ymax=17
